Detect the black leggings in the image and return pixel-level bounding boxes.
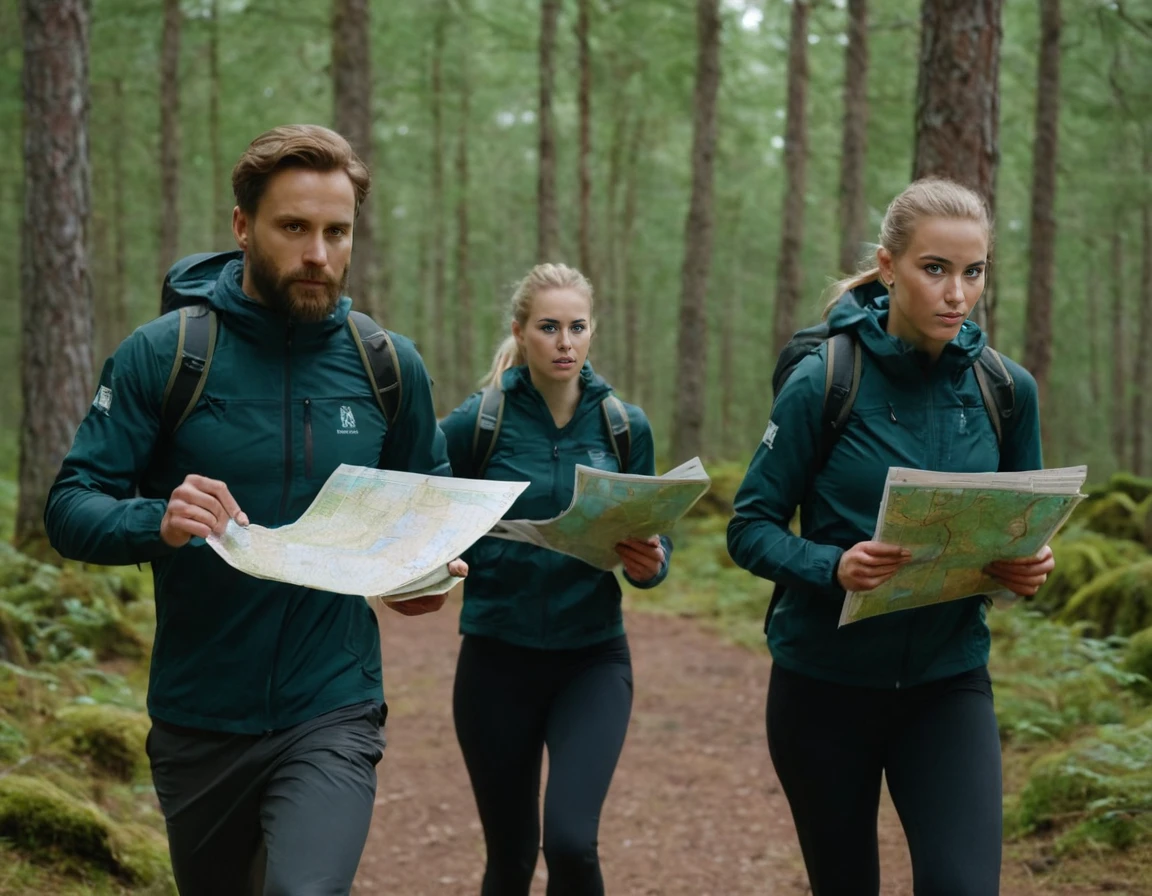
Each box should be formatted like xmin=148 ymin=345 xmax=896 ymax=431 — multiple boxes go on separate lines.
xmin=767 ymin=663 xmax=1002 ymax=896
xmin=453 ymin=634 xmax=633 ymax=896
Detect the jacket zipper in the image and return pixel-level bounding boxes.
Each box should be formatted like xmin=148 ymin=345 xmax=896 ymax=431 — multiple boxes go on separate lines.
xmin=277 ymin=326 xmax=294 ymax=522
xmin=304 ymin=398 xmax=313 ymax=479
xmin=270 ymin=325 xmax=293 ymax=726
xmin=542 ymin=442 xmax=560 ymax=644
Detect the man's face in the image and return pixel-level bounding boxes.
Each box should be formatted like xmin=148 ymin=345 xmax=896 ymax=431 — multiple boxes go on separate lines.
xmin=232 ymin=167 xmax=355 ymax=322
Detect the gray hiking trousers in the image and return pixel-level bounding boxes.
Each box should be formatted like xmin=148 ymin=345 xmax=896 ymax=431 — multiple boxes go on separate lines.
xmin=147 ymin=700 xmax=385 ymax=896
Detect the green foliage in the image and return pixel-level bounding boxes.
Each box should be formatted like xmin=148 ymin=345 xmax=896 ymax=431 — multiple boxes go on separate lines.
xmin=0 ymin=543 xmax=146 ymax=664
xmin=989 ymin=610 xmax=1144 ymax=744
xmin=1125 ymin=627 xmax=1152 ymax=700
xmin=49 ymin=705 xmax=150 ymax=782
xmin=0 ymin=776 xmax=172 ymax=886
xmin=1032 ymin=528 xmax=1147 ymax=616
xmin=1059 ymin=559 xmax=1152 ymax=637
xmin=1014 ymin=720 xmax=1152 ymax=853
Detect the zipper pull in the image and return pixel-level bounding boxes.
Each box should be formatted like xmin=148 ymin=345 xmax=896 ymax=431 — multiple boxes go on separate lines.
xmin=553 ymin=445 xmax=559 ymax=460
xmin=888 ymin=402 xmax=898 ymax=424
xmin=959 ymin=407 xmax=968 ymax=433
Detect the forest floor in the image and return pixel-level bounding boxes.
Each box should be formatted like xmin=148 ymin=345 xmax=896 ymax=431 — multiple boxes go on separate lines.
xmin=353 ymin=597 xmax=1134 ymax=896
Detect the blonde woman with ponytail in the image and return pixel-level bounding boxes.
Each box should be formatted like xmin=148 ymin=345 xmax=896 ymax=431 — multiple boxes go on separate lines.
xmin=728 ymin=179 xmax=1054 ymax=895
xmin=439 ymin=263 xmax=672 ymax=896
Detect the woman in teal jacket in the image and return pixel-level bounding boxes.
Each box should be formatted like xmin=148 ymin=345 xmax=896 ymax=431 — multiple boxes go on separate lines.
xmin=440 ymin=263 xmax=671 ymax=896
xmin=727 ymin=179 xmax=1055 ymax=895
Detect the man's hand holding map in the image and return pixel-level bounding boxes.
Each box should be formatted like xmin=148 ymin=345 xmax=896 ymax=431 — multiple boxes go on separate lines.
xmin=206 ymin=465 xmax=529 ymax=602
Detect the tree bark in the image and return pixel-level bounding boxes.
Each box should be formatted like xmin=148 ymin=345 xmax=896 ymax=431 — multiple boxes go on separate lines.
xmin=332 ymin=0 xmax=378 ymax=318
xmin=158 ymin=0 xmax=181 ymax=286
xmin=620 ymin=115 xmax=644 ymax=401
xmin=771 ymin=0 xmax=811 ymax=356
xmin=454 ymin=2 xmax=474 ymax=401
xmin=912 ymin=0 xmax=1003 ymax=333
xmin=1134 ymin=143 xmax=1152 ymax=475
xmin=1086 ymin=247 xmax=1101 ymax=409
xmin=1021 ymin=0 xmax=1061 ymax=411
xmin=1111 ymin=230 xmax=1128 ymax=469
xmin=670 ymin=0 xmax=721 ymax=463
xmin=912 ymin=0 xmax=1002 ymax=203
xmin=537 ymin=0 xmax=561 ymax=261
xmin=430 ymin=7 xmax=449 ymax=402
xmin=18 ymin=0 xmax=93 ymax=554
xmin=208 ymin=0 xmax=228 ymax=248
xmin=838 ymin=0 xmax=869 ymax=275
xmin=576 ymin=0 xmax=593 ymax=278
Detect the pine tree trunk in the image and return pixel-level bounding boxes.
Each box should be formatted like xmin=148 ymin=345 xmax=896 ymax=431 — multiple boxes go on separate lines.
xmin=620 ymin=116 xmax=644 ymax=401
xmin=430 ymin=8 xmax=450 ymax=403
xmin=208 ymin=0 xmax=228 ymax=249
xmin=158 ymin=0 xmax=181 ymax=287
xmin=1086 ymin=248 xmax=1101 ymax=408
xmin=18 ymin=0 xmax=93 ymax=554
xmin=771 ymin=0 xmax=811 ymax=356
xmin=112 ymin=78 xmax=127 ymax=341
xmin=912 ymin=0 xmax=1002 ymax=202
xmin=838 ymin=0 xmax=869 ymax=275
xmin=1111 ymin=230 xmax=1128 ymax=469
xmin=454 ymin=2 xmax=474 ymax=402
xmin=332 ymin=0 xmax=378 ymax=318
xmin=670 ymin=0 xmax=721 ymax=463
xmin=1021 ymin=0 xmax=1060 ymax=411
xmin=537 ymin=0 xmax=561 ymax=262
xmin=576 ymin=0 xmax=593 ymax=278
xmin=1134 ymin=145 xmax=1152 ymax=475
xmin=912 ymin=0 xmax=1003 ymax=333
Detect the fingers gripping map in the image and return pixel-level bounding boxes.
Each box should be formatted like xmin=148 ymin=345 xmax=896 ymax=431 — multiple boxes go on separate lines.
xmin=839 ymin=465 xmax=1087 ymax=626
xmin=207 ymin=464 xmax=528 ymax=602
xmin=488 ymin=457 xmax=712 ymax=571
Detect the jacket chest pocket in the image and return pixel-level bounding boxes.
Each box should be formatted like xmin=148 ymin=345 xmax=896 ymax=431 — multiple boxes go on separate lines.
xmin=302 ymin=397 xmax=387 ymax=480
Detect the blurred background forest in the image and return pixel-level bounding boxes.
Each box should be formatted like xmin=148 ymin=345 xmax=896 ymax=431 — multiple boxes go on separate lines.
xmin=4 ymin=0 xmax=1152 ymax=893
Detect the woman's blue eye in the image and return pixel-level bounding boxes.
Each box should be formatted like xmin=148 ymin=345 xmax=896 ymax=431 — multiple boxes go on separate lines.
xmin=572 ymin=324 xmax=585 ymax=332
xmin=965 ymin=267 xmax=983 ymax=278
xmin=925 ymin=263 xmax=943 ymax=275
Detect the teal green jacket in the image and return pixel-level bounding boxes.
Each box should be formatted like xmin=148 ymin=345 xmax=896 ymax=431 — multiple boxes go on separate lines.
xmin=727 ymin=293 xmax=1043 ymax=688
xmin=45 ymin=258 xmax=450 ymax=734
xmin=440 ymin=364 xmax=671 ymax=649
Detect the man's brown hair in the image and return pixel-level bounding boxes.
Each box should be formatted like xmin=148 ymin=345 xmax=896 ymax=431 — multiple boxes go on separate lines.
xmin=231 ymin=124 xmax=371 ymax=216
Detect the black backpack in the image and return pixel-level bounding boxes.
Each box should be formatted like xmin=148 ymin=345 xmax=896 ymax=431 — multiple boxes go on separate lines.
xmin=772 ymin=280 xmax=1016 ymax=470
xmin=469 ymin=385 xmax=632 ymax=478
xmin=158 ymin=250 xmax=402 ymax=436
xmin=762 ymin=281 xmax=1016 ymax=631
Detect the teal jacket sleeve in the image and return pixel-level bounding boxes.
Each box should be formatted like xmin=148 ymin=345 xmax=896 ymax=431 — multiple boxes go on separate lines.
xmin=380 ymin=334 xmax=452 ymax=477
xmin=997 ymin=358 xmax=1044 ymax=473
xmin=726 ymin=353 xmax=845 ymax=592
xmin=621 ymin=403 xmax=672 ymax=590
xmin=439 ymin=391 xmax=483 ymax=479
xmin=44 ymin=326 xmax=177 ymax=565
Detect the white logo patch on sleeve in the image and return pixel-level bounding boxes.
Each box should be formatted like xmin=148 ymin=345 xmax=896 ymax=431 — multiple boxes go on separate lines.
xmin=762 ymin=420 xmax=779 ymax=449
xmin=93 ymin=385 xmax=113 ymax=413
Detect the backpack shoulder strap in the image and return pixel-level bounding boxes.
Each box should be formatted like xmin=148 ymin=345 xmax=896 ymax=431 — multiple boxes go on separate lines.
xmin=818 ymin=332 xmax=862 ymax=468
xmin=600 ymin=394 xmax=632 ymax=471
xmin=160 ymin=305 xmax=217 ymax=436
xmin=348 ymin=311 xmax=402 ymax=427
xmin=471 ymin=385 xmax=506 ymax=478
xmin=972 ymin=345 xmax=1015 ymax=447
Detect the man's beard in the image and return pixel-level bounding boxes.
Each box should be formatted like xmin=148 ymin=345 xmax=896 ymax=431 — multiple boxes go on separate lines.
xmin=246 ymin=239 xmax=348 ymax=323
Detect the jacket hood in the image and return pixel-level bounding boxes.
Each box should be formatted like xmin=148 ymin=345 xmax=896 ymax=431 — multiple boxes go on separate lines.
xmin=827 ymin=280 xmax=986 ymax=378
xmin=168 ymin=251 xmax=353 ymax=348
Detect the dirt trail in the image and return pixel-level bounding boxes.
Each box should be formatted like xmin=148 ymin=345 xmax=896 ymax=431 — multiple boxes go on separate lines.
xmin=353 ymin=601 xmax=1094 ymax=895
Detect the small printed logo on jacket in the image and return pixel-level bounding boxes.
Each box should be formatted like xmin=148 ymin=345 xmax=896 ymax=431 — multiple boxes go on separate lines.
xmin=762 ymin=420 xmax=779 ymax=449
xmin=93 ymin=385 xmax=113 ymax=413
xmin=338 ymin=405 xmax=358 ymax=435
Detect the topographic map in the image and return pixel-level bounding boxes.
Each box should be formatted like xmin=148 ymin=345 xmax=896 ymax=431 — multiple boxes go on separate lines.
xmin=839 ymin=465 xmax=1087 ymax=626
xmin=207 ymin=464 xmax=528 ymax=601
xmin=489 ymin=457 xmax=712 ymax=570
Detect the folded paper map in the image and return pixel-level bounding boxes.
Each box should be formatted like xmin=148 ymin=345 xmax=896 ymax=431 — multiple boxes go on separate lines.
xmin=487 ymin=457 xmax=712 ymax=570
xmin=839 ymin=465 xmax=1087 ymax=626
xmin=207 ymin=464 xmax=529 ymax=602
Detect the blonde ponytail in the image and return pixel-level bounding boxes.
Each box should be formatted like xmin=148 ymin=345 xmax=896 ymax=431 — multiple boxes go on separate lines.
xmin=479 ymin=335 xmax=526 ymax=389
